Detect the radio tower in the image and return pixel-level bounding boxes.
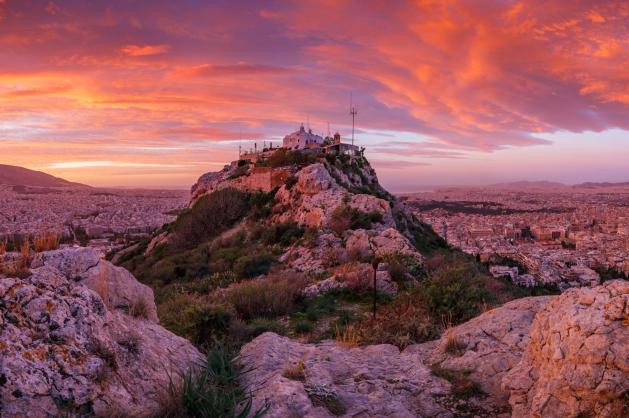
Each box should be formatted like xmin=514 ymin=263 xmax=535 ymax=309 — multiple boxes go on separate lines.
xmin=350 ymin=92 xmax=357 ymax=146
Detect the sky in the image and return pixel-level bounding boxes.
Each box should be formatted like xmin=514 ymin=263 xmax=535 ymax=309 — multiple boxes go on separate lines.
xmin=0 ymin=0 xmax=628 ymax=191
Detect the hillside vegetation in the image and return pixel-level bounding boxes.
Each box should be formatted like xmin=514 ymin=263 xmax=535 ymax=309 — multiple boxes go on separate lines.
xmin=116 ymin=152 xmax=556 ymax=355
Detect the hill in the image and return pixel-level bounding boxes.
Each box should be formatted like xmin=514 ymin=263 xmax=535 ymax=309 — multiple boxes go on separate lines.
xmin=0 ymin=164 xmax=88 ymax=188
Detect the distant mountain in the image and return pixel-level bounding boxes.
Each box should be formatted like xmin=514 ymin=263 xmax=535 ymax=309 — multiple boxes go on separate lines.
xmin=572 ymin=181 xmax=629 ymax=189
xmin=487 ymin=180 xmax=566 ymax=189
xmin=0 ymin=164 xmax=88 ymax=188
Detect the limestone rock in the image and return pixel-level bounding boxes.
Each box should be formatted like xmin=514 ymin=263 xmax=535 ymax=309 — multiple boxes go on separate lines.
xmin=0 ymin=248 xmax=203 ymax=417
xmin=409 ymin=296 xmax=553 ymax=401
xmin=503 ymin=280 xmax=629 ymax=418
xmin=32 ymin=247 xmax=158 ymax=322
xmin=238 ymin=332 xmax=452 ymax=417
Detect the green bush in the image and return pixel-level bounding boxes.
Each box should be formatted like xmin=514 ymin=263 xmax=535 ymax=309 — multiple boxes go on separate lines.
xmin=159 ymin=347 xmax=266 ymax=418
xmin=233 ymin=254 xmax=276 ymax=278
xmin=158 ymin=294 xmax=233 ymax=345
xmin=257 ymin=148 xmax=321 ymax=168
xmin=419 ymin=265 xmax=492 ymax=325
xmin=260 ymin=222 xmax=305 ymax=246
xmin=226 ymin=273 xmax=306 ymax=320
xmin=172 ymin=188 xmax=250 ymax=249
xmin=329 ymin=205 xmax=383 ymax=235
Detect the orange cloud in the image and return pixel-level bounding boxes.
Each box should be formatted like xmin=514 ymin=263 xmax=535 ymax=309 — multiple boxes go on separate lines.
xmin=0 ymin=0 xmax=627 ymax=187
xmin=120 ymin=44 xmax=170 ymax=56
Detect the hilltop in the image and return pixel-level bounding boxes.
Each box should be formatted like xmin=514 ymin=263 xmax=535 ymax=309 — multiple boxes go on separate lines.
xmin=114 ymin=130 xmax=613 ymax=415
xmin=0 ymin=164 xmax=88 ymax=188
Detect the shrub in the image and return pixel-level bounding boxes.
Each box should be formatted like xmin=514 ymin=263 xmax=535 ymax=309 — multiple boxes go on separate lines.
xmin=159 ymin=347 xmax=266 ymax=418
xmin=282 ymin=361 xmax=306 ymax=381
xmin=257 ymin=148 xmax=320 ymax=168
xmin=158 ymin=294 xmax=233 ymax=345
xmin=226 ymin=273 xmax=306 ymax=320
xmin=348 ymin=292 xmax=436 ymax=348
xmin=293 ymin=320 xmax=314 ymax=334
xmin=260 ymin=222 xmax=305 ymax=247
xmin=233 ymin=253 xmax=276 ymax=279
xmin=329 ymin=205 xmax=383 ymax=235
xmin=430 ymin=366 xmax=485 ymax=400
xmin=419 ymin=265 xmax=492 ymax=326
xmin=128 ymin=297 xmax=150 ymax=319
xmin=172 ymin=188 xmax=250 ymax=249
xmin=33 ymin=231 xmax=60 ymax=252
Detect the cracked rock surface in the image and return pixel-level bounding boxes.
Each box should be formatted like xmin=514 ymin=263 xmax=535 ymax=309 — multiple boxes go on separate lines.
xmin=503 ymin=279 xmax=629 ymax=418
xmin=0 ymin=248 xmax=202 ymax=417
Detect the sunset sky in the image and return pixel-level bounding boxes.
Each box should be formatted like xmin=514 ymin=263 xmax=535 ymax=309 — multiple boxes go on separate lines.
xmin=1 ymin=0 xmax=628 ymax=190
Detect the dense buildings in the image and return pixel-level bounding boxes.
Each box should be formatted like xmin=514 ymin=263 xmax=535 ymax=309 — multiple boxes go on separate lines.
xmin=405 ymin=185 xmax=629 ymax=290
xmin=0 ymin=185 xmax=187 ymax=253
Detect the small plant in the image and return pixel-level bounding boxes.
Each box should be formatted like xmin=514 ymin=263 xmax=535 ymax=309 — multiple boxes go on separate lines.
xmin=335 ymin=324 xmax=358 ymax=348
xmin=443 ymin=334 xmax=467 ymax=356
xmin=293 ymin=320 xmax=314 ymax=334
xmin=129 ymin=297 xmax=150 ymax=319
xmin=282 ymin=361 xmax=306 ymax=381
xmin=430 ymin=365 xmax=485 ymax=400
xmin=159 ymin=347 xmax=267 ymax=418
xmin=33 ymin=230 xmax=60 ymax=252
xmin=19 ymin=239 xmax=31 ymax=270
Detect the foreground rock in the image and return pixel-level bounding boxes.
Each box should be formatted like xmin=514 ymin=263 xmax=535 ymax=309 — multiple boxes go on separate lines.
xmin=31 ymin=247 xmax=159 ymax=322
xmin=0 ymin=248 xmax=202 ymax=417
xmin=409 ymin=296 xmax=553 ymax=402
xmin=504 ymin=280 xmax=629 ymax=418
xmin=238 ymin=332 xmax=452 ymax=417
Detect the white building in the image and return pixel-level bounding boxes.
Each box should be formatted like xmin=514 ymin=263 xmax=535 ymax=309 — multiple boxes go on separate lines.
xmin=283 ymin=124 xmax=324 ymax=150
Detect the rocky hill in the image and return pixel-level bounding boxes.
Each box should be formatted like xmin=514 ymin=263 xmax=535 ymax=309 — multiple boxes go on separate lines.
xmin=0 ymin=148 xmax=625 ymax=417
xmin=0 ymin=164 xmax=88 ymax=188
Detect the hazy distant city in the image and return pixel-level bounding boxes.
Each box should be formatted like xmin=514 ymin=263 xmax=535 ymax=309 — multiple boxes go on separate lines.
xmin=0 ymin=184 xmax=187 ymax=253
xmin=405 ymin=183 xmax=629 ymax=290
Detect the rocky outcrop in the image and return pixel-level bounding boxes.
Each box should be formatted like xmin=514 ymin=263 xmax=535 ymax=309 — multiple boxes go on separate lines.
xmin=0 ymin=248 xmax=203 ymax=417
xmin=409 ymin=296 xmax=553 ymax=401
xmin=31 ymin=247 xmax=158 ymax=322
xmin=503 ymin=280 xmax=629 ymax=418
xmin=238 ymin=332 xmax=453 ymax=417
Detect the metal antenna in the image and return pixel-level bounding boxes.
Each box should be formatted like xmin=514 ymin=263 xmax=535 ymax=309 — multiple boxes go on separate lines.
xmin=350 ymin=92 xmax=357 ymax=146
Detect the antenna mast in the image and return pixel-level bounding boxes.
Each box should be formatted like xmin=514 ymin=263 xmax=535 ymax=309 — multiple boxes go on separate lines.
xmin=350 ymin=92 xmax=357 ymax=146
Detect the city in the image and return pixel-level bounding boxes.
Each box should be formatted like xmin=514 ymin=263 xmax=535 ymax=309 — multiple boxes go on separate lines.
xmin=405 ymin=183 xmax=629 ymax=290
xmin=0 ymin=184 xmax=187 ymax=253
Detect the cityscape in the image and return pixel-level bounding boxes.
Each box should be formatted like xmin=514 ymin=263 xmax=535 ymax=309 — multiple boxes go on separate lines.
xmin=406 ymin=184 xmax=629 ymax=290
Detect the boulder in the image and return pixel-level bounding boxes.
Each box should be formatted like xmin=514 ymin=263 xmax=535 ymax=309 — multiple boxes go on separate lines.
xmin=31 ymin=247 xmax=158 ymax=322
xmin=408 ymin=296 xmax=553 ymax=401
xmin=238 ymin=332 xmax=452 ymax=417
xmin=0 ymin=248 xmax=203 ymax=417
xmin=503 ymin=280 xmax=629 ymax=418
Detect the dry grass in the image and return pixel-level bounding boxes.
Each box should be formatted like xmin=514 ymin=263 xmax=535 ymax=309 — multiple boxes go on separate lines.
xmin=0 ymin=240 xmax=6 ymax=255
xmin=282 ymin=361 xmax=307 ymax=381
xmin=18 ymin=240 xmax=31 ymax=270
xmin=92 ymin=270 xmax=112 ymax=309
xmin=226 ymin=272 xmax=306 ymax=320
xmin=33 ymin=230 xmax=60 ymax=252
xmin=443 ymin=334 xmax=467 ymax=356
xmin=129 ymin=297 xmax=150 ymax=319
xmin=335 ymin=324 xmax=358 ymax=348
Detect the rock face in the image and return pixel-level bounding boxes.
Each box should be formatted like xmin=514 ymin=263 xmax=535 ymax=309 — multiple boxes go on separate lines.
xmin=0 ymin=248 xmax=203 ymax=417
xmin=409 ymin=296 xmax=553 ymax=401
xmin=31 ymin=247 xmax=158 ymax=322
xmin=238 ymin=332 xmax=452 ymax=418
xmin=503 ymin=280 xmax=629 ymax=418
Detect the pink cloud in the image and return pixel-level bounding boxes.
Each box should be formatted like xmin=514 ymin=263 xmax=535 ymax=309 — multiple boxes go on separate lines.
xmin=120 ymin=44 xmax=170 ymax=56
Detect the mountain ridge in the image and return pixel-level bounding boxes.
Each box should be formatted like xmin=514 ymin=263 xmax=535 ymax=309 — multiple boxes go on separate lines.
xmin=0 ymin=164 xmax=89 ymax=188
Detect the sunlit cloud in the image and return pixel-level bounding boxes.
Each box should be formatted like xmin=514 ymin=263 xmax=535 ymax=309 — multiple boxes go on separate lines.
xmin=0 ymin=0 xmax=627 ymax=188
xmin=120 ymin=44 xmax=170 ymax=57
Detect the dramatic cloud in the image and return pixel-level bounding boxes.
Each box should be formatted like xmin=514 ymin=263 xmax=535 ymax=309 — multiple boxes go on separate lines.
xmin=0 ymin=0 xmax=627 ymax=187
